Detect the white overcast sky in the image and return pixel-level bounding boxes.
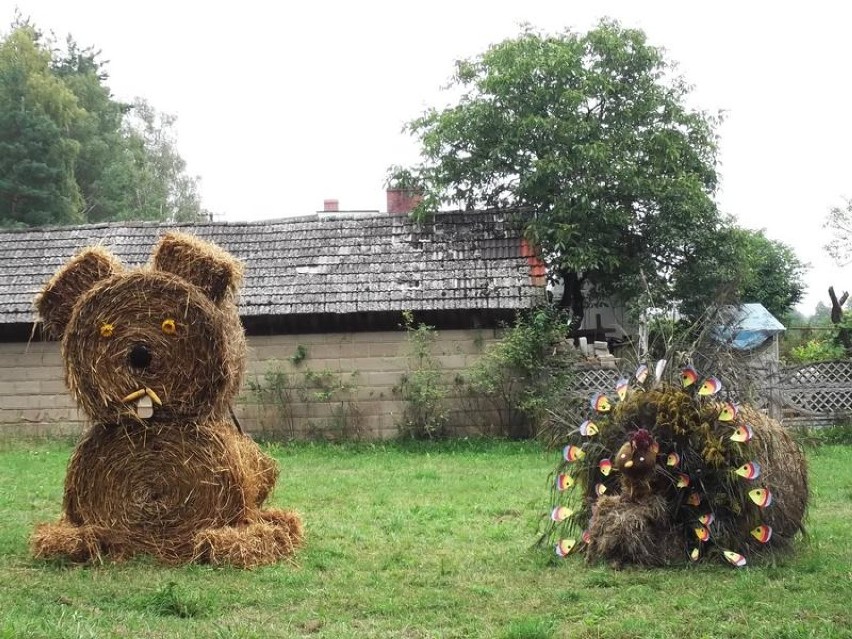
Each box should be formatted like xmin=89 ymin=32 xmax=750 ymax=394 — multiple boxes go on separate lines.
xmin=5 ymin=0 xmax=851 ymax=313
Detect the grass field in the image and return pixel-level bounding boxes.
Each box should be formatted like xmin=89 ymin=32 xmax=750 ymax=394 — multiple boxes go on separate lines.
xmin=0 ymin=437 xmax=850 ymax=639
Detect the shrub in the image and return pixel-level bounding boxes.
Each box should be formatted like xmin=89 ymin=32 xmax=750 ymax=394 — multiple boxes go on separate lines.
xmin=790 ymin=339 xmax=846 ymax=364
xmin=395 ymin=310 xmax=451 ymax=439
xmin=460 ymin=307 xmax=579 ymax=439
xmin=247 ymin=347 xmax=362 ymax=440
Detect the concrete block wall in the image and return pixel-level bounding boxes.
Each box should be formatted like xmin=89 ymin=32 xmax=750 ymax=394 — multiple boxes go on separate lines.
xmin=238 ymin=329 xmax=499 ymax=439
xmin=0 ymin=329 xmax=502 ymax=439
xmin=0 ymin=341 xmax=85 ymax=437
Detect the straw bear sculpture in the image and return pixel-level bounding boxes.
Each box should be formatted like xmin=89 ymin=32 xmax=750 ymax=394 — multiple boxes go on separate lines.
xmin=31 ymin=232 xmax=303 ymax=567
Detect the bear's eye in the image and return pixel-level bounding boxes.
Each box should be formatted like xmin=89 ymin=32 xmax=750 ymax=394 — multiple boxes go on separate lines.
xmin=99 ymin=322 xmax=115 ymax=338
xmin=161 ymin=318 xmax=177 ymax=335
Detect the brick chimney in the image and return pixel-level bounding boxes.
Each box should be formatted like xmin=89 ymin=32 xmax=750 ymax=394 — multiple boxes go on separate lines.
xmin=386 ymin=188 xmax=423 ymax=215
xmin=323 ymin=199 xmax=339 ymax=212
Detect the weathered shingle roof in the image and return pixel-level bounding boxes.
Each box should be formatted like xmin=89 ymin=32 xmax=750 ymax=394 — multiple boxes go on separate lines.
xmin=0 ymin=210 xmax=546 ymax=325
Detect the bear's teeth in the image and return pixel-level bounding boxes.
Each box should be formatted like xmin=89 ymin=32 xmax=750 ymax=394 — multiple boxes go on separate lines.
xmin=135 ymin=395 xmax=154 ymax=419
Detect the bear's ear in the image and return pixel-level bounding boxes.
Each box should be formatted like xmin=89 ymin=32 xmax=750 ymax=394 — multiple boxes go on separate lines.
xmin=151 ymin=232 xmax=243 ymax=304
xmin=36 ymin=247 xmax=124 ymax=339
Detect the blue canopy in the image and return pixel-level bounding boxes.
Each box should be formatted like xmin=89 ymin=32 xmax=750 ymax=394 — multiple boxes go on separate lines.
xmin=712 ymin=303 xmax=786 ymax=351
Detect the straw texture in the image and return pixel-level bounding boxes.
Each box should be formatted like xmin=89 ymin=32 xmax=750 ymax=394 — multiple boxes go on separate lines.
xmin=546 ymin=384 xmax=808 ymax=567
xmin=31 ymin=233 xmax=301 ymax=566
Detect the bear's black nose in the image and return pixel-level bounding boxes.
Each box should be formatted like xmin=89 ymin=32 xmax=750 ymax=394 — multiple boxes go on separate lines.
xmin=128 ymin=343 xmax=152 ymax=370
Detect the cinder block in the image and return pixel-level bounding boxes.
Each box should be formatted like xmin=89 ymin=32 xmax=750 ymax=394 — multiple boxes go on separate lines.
xmin=356 ymin=357 xmax=408 ymax=373
xmin=363 ymin=372 xmax=403 ymax=387
xmin=367 ymin=341 xmax=405 ymax=358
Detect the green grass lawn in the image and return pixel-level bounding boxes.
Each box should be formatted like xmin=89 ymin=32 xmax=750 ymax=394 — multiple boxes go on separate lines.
xmin=0 ymin=437 xmax=850 ymax=639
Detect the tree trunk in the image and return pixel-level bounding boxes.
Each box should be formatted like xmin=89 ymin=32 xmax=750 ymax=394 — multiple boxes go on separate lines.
xmin=558 ymin=269 xmax=585 ymax=331
xmin=828 ymin=286 xmax=851 ymax=352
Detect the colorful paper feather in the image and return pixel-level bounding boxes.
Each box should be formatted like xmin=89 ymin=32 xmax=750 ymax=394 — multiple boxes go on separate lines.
xmin=598 ymin=458 xmax=612 ymax=476
xmin=635 ymin=363 xmax=649 ymax=383
xmin=698 ymin=513 xmax=714 ymax=526
xmin=563 ymin=445 xmax=585 ymax=462
xmin=718 ymin=401 xmax=738 ymax=422
xmin=676 ymin=473 xmax=691 ymax=488
xmin=748 ymin=488 xmax=773 ymax=508
xmin=595 ymin=483 xmax=607 ymax=496
xmin=555 ymin=538 xmax=576 ymax=557
xmin=579 ymin=420 xmax=599 ymax=437
xmin=730 ymin=423 xmax=754 ymax=443
xmin=582 ymin=530 xmax=591 ymax=544
xmin=750 ymin=525 xmax=773 ymax=543
xmin=723 ymin=550 xmax=747 ymax=567
xmin=698 ymin=376 xmax=722 ymax=396
xmin=694 ymin=525 xmax=710 ymax=542
xmin=735 ymin=461 xmax=762 ymax=480
xmin=590 ymin=392 xmax=612 ymax=413
xmin=686 ymin=492 xmax=702 ymax=506
xmin=681 ymin=365 xmax=699 ymax=388
xmin=551 ymin=506 xmax=574 ymax=522
xmin=666 ymin=452 xmax=681 ymax=467
xmin=689 ymin=547 xmax=700 ymax=561
xmin=615 ymin=377 xmax=629 ymax=401
xmin=555 ymin=473 xmax=574 ymax=491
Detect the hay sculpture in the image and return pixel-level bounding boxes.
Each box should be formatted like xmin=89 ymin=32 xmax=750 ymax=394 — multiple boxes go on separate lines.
xmin=544 ymin=363 xmax=808 ymax=568
xmin=31 ymin=232 xmax=303 ymax=567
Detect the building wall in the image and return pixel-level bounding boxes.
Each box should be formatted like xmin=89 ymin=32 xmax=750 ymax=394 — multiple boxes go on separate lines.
xmin=0 ymin=328 xmax=503 ymax=439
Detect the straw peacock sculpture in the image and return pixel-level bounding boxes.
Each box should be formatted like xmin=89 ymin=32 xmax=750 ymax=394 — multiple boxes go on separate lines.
xmin=545 ymin=361 xmax=808 ymax=568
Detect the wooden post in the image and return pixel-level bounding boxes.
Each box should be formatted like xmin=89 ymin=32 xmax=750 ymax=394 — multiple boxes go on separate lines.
xmin=767 ymin=360 xmax=782 ymax=421
xmin=828 ymin=286 xmax=850 ymax=353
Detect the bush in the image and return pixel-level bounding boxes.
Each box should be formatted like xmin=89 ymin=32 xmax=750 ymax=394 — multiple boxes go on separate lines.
xmin=790 ymin=339 xmax=846 ymax=364
xmin=395 ymin=311 xmax=451 ymax=439
xmin=460 ymin=307 xmax=579 ymax=439
xmin=247 ymin=347 xmax=362 ymax=440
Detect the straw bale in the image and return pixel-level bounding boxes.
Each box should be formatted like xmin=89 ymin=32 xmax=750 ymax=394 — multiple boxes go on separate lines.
xmin=31 ymin=232 xmax=301 ymax=567
xmin=586 ymin=494 xmax=682 ymax=567
xmin=740 ymin=406 xmax=809 ymax=546
xmin=193 ymin=511 xmax=304 ymax=568
xmin=31 ymin=520 xmax=105 ymax=564
xmin=63 ymin=271 xmax=244 ymax=423
xmin=36 ymin=247 xmax=124 ymax=339
xmin=152 ymin=231 xmax=243 ymax=305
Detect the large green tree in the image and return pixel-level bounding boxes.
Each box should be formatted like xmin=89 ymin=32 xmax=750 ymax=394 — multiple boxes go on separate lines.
xmin=0 ymin=20 xmax=206 ymax=226
xmin=405 ymin=21 xmax=737 ymax=322
xmin=116 ymin=98 xmax=205 ymax=222
xmin=675 ymin=227 xmax=806 ymax=320
xmin=52 ymin=37 xmax=133 ymax=222
xmin=0 ymin=24 xmax=84 ymax=226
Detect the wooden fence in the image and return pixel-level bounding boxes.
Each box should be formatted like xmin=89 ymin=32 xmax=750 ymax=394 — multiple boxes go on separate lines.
xmin=568 ymin=360 xmax=852 ymax=429
xmin=767 ymin=360 xmax=852 ymax=427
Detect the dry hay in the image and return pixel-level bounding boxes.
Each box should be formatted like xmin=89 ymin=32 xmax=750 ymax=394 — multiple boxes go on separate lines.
xmin=59 ymin=270 xmax=245 ymax=424
xmin=586 ymin=494 xmax=682 ymax=567
xmin=151 ymin=231 xmax=243 ymax=306
xmin=545 ymin=382 xmax=809 ymax=567
xmin=31 ymin=232 xmax=301 ymax=566
xmin=31 ymin=520 xmax=107 ymax=564
xmin=193 ymin=510 xmax=304 ymax=568
xmin=36 ymin=246 xmax=124 ymax=340
xmin=31 ymin=420 xmax=301 ymax=565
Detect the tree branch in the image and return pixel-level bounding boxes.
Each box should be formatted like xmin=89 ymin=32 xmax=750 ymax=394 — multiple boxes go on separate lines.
xmin=828 ymin=286 xmax=848 ymax=324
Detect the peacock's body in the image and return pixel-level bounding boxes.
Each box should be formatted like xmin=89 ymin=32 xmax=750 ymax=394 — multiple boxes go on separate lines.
xmin=545 ymin=364 xmax=809 ymax=568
